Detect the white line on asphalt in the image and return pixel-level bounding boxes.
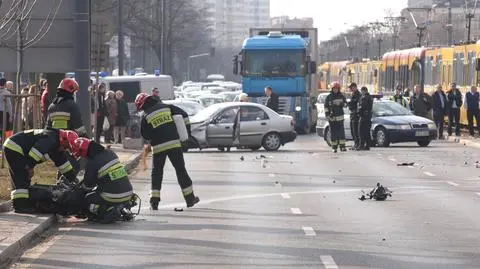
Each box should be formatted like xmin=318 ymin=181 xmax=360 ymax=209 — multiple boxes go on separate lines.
xmin=446 ymin=181 xmax=459 ymax=187
xmin=407 ymin=166 xmax=414 ymax=169
xmin=291 ymin=208 xmax=302 ymax=215
xmin=388 ymin=157 xmax=397 ymax=162
xmin=476 ymin=192 xmax=480 ymax=197
xmin=280 ymin=193 xmax=291 ymax=199
xmin=302 ymin=226 xmax=316 ymax=236
xmin=320 ymin=255 xmax=339 ymax=269
xmin=424 ymin=172 xmax=436 ymax=177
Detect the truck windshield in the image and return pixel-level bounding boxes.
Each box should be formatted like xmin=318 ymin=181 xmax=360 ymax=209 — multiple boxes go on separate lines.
xmin=243 ymin=50 xmax=306 ymax=77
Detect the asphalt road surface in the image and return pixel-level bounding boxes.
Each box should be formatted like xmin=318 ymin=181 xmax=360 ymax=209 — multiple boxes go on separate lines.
xmin=10 ymin=135 xmax=480 ymax=269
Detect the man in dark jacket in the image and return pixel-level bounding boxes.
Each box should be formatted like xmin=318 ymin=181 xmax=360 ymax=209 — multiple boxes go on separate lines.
xmin=409 ymin=85 xmax=432 ymax=118
xmin=135 ymin=93 xmax=199 ymax=210
xmin=446 ymin=82 xmax=463 ymax=136
xmin=264 ymin=86 xmax=279 ymax=113
xmin=358 ymin=87 xmax=373 ymax=150
xmin=432 ymin=84 xmax=447 ymax=139
xmin=2 ymin=129 xmax=79 ymax=213
xmin=464 ymin=85 xmax=479 ymax=137
xmin=95 ymin=84 xmax=107 ymax=142
xmin=347 ymin=83 xmax=361 ymax=150
xmin=325 ymin=82 xmax=347 ymax=153
xmin=68 ymin=138 xmax=133 ymax=223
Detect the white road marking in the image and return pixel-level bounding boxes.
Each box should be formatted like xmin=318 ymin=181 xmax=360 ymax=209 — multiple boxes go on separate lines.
xmin=269 ymin=173 xmax=276 ymax=177
xmin=290 ymin=208 xmax=302 ymax=215
xmin=446 ymin=181 xmax=459 ymax=187
xmin=407 ymin=166 xmax=414 ymax=169
xmin=320 ymin=255 xmax=339 ymax=269
xmin=388 ymin=157 xmax=397 ymax=162
xmin=302 ymin=226 xmax=316 ymax=236
xmin=476 ymin=192 xmax=480 ymax=197
xmin=280 ymin=193 xmax=291 ymax=199
xmin=424 ymin=172 xmax=436 ymax=177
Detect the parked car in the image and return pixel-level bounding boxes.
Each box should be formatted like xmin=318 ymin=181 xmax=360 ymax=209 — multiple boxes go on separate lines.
xmin=218 ymin=91 xmax=242 ymax=102
xmin=316 ymin=100 xmax=437 ymax=147
xmin=196 ymin=94 xmax=226 ymax=107
xmin=187 ymin=102 xmax=297 ymax=151
xmin=163 ymin=99 xmax=205 ymax=117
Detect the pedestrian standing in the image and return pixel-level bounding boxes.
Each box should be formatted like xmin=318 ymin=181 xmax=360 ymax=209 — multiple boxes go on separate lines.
xmin=105 ymin=91 xmax=117 ymax=143
xmin=135 ymin=93 xmax=199 ymax=210
xmin=20 ymin=87 xmax=29 ymax=129
xmin=347 ymin=83 xmax=361 ymax=150
xmin=432 ymin=84 xmax=447 ymax=139
xmin=0 ymin=78 xmax=13 ymax=134
xmin=95 ymin=84 xmax=106 ymax=143
xmin=409 ymin=85 xmax=432 ymax=118
xmin=114 ymin=90 xmax=129 ymax=144
xmin=446 ymin=82 xmax=463 ymax=136
xmin=238 ymin=93 xmax=249 ymax=102
xmin=264 ymin=86 xmax=279 ymax=113
xmin=390 ymin=85 xmax=406 ymax=107
xmin=464 ymin=85 xmax=480 ymax=137
xmin=27 ymin=84 xmax=38 ymax=128
xmin=358 ymin=86 xmax=373 ymax=151
xmin=324 ymin=82 xmax=347 ymax=153
xmin=40 ymin=80 xmax=49 ymax=123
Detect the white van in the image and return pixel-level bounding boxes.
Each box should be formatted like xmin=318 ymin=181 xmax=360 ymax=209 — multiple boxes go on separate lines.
xmin=100 ymin=74 xmax=174 ymax=103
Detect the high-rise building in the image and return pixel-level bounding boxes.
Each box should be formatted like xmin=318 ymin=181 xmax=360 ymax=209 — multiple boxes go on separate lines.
xmin=196 ymin=0 xmax=271 ymax=49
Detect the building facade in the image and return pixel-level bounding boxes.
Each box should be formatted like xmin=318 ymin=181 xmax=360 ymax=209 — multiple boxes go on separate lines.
xmin=271 ymin=16 xmax=314 ymax=28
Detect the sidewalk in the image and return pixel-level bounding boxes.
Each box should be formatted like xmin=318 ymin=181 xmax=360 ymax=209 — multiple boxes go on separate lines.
xmin=0 ymin=147 xmax=142 ymax=267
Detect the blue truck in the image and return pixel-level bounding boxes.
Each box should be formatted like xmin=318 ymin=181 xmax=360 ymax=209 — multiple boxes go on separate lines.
xmin=233 ymin=28 xmax=319 ymax=133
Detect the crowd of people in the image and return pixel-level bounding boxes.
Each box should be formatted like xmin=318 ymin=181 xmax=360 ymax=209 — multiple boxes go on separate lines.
xmin=390 ymin=83 xmax=479 ymax=139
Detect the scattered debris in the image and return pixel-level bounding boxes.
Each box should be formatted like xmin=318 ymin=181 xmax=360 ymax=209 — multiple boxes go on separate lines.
xmin=359 ymin=183 xmax=392 ymax=201
xmin=174 ymin=208 xmax=184 ymax=212
xmin=464 ymin=161 xmax=468 ymax=165
xmin=332 ymin=180 xmax=336 ymax=184
xmin=261 ymin=159 xmax=267 ymax=168
xmin=240 ymin=156 xmax=244 ymax=161
xmin=397 ymin=162 xmax=415 ymax=166
xmin=274 ymin=181 xmax=279 ymax=184
xmin=382 ymin=238 xmax=386 ymax=241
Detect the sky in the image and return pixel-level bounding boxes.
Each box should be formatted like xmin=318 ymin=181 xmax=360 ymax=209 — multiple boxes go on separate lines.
xmin=270 ymin=0 xmax=409 ymax=41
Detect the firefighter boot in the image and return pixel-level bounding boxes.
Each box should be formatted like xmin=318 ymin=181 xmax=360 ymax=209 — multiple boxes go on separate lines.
xmin=12 ymin=198 xmax=36 ymax=214
xmin=185 ymin=193 xmax=200 ymax=208
xmin=150 ymin=197 xmax=160 ymax=210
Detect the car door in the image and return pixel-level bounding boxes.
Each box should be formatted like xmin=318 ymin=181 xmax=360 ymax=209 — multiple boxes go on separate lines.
xmin=206 ymin=106 xmax=239 ymax=146
xmin=239 ymin=106 xmax=270 ymax=146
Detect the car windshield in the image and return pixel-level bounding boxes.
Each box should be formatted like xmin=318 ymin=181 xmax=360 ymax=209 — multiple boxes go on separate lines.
xmin=243 ymin=49 xmax=306 ymax=77
xmin=373 ymin=101 xmax=412 ymax=117
xmin=191 ymin=104 xmax=224 ymax=122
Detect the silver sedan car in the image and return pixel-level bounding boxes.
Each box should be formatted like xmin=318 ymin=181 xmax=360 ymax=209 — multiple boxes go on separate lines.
xmin=186 ymin=102 xmax=297 ymax=151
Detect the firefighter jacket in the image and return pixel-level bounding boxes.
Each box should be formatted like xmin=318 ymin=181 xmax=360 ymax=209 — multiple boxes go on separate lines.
xmin=358 ymin=93 xmax=374 ymax=120
xmin=324 ymin=91 xmax=346 ymax=122
xmin=140 ymin=102 xmax=191 ymax=155
xmin=390 ymin=94 xmax=407 ymax=107
xmin=3 ymin=129 xmax=76 ymax=180
xmin=46 ymin=92 xmax=87 ymax=137
xmin=348 ymin=90 xmax=361 ymax=121
xmin=83 ymin=148 xmax=133 ymax=203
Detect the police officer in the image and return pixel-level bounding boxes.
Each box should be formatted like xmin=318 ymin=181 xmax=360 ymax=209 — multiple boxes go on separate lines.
xmin=69 ymin=138 xmax=134 ymax=223
xmin=135 ymin=93 xmax=199 ymax=210
xmin=2 ymin=129 xmax=79 ymax=213
xmin=358 ymin=87 xmax=373 ymax=151
xmin=390 ymin=85 xmax=406 ymax=107
xmin=325 ymin=82 xmax=347 ymax=153
xmin=348 ymin=83 xmax=361 ymax=150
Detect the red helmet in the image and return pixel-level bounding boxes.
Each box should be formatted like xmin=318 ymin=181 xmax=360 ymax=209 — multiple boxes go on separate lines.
xmin=58 ymin=78 xmax=79 ymax=93
xmin=70 ymin=138 xmax=90 ymax=158
xmin=331 ymin=81 xmax=341 ymax=89
xmin=135 ymin=93 xmax=149 ymax=110
xmin=58 ymin=130 xmax=79 ymax=149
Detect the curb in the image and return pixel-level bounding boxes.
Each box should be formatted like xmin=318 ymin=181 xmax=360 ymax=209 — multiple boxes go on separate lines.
xmin=0 ymin=200 xmax=11 ymax=213
xmin=0 ymin=152 xmax=142 ymax=266
xmin=447 ymin=136 xmax=480 ymax=149
xmin=0 ymin=214 xmax=57 ymax=267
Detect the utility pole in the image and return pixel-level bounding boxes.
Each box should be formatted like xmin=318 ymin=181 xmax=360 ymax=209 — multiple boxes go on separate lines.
xmin=160 ymin=0 xmax=167 ymax=74
xmin=465 ymin=0 xmax=478 ymax=44
xmin=364 ymin=41 xmax=369 ymax=58
xmin=118 ymin=0 xmax=124 ymax=75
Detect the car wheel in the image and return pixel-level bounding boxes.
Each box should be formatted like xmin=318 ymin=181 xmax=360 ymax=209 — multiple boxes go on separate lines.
xmin=324 ymin=126 xmax=332 ymax=147
xmin=249 ymin=146 xmax=261 ymax=151
xmin=417 ymin=140 xmax=430 ymax=147
xmin=262 ymin=132 xmax=281 ymax=151
xmin=375 ymin=127 xmax=390 ymax=147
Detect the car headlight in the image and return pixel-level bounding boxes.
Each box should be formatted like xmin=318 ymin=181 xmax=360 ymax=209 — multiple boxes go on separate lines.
xmin=295 ymin=106 xmax=301 ymax=112
xmin=428 ymin=123 xmax=436 ymax=129
xmin=385 ymin=124 xmax=411 ymax=130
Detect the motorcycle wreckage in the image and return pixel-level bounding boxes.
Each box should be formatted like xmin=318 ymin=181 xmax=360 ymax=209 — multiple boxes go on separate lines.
xmin=28 ymin=177 xmax=141 ymax=224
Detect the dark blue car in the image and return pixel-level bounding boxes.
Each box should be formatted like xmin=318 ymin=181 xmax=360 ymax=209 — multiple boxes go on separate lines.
xmin=317 ymin=100 xmax=438 ymax=147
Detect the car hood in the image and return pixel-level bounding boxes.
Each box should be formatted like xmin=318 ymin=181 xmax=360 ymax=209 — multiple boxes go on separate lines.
xmin=375 ymin=115 xmax=433 ymax=124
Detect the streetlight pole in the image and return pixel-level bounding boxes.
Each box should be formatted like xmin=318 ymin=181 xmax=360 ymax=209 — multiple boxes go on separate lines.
xmin=377 ymin=38 xmax=382 ymax=59
xmin=117 ymin=0 xmax=124 ymax=75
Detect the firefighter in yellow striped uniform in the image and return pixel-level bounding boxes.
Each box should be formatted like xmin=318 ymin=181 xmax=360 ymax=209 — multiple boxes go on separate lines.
xmin=2 ymin=129 xmax=79 ymax=213
xmin=324 ymin=82 xmax=347 ymax=153
xmin=135 ymin=93 xmax=199 ymax=210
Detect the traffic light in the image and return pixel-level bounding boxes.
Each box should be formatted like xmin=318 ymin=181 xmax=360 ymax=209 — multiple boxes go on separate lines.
xmin=210 ymin=47 xmax=215 ymax=57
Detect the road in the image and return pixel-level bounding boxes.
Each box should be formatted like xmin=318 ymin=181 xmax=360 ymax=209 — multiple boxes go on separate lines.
xmin=10 ymin=135 xmax=480 ymax=269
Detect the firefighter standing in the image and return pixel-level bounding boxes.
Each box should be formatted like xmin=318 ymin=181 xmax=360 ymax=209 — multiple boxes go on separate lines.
xmin=358 ymin=87 xmax=373 ymax=150
xmin=68 ymin=138 xmax=134 ymax=223
xmin=2 ymin=129 xmax=79 ymax=213
xmin=135 ymin=93 xmax=199 ymax=210
xmin=324 ymin=82 xmax=347 ymax=153
xmin=390 ymin=86 xmax=407 ymax=107
xmin=348 ymin=83 xmax=361 ymax=150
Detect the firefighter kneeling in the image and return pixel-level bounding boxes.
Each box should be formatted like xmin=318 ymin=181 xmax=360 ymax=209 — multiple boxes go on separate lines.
xmin=2 ymin=129 xmax=79 ymax=213
xmin=68 ymin=138 xmax=134 ymax=223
